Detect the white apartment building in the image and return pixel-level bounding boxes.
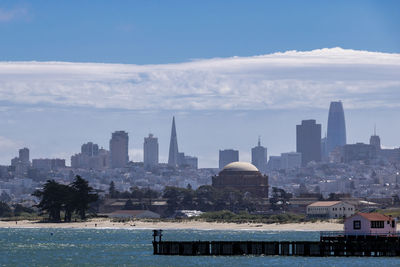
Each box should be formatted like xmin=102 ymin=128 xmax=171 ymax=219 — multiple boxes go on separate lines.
xmin=306 ymin=201 xmax=355 ymax=219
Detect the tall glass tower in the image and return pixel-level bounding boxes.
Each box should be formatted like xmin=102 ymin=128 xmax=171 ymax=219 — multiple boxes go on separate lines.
xmin=327 ymin=101 xmax=347 ymax=154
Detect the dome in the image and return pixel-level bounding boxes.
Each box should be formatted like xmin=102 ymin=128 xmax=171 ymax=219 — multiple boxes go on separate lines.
xmin=222 ymin=161 xmax=259 ymax=172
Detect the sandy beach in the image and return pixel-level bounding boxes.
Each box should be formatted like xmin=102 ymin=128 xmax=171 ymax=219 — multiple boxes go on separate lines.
xmin=0 ymin=219 xmax=343 ymax=231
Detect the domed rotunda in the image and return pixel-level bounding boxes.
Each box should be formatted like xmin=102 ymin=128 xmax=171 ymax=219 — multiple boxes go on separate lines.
xmin=212 ymin=161 xmax=269 ymax=198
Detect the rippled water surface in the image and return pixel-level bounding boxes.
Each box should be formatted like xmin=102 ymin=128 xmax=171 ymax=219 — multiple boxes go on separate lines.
xmin=1 ymin=228 xmax=400 ymax=266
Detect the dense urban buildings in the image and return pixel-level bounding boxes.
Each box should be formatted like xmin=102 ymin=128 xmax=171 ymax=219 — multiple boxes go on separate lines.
xmin=251 ymin=138 xmax=268 ymax=174
xmin=81 ymin=142 xmax=99 ymax=157
xmin=327 ymin=101 xmax=347 ymax=154
xmin=219 ymin=149 xmax=239 ymax=170
xmin=280 ymin=152 xmax=302 ymax=170
xmin=71 ymin=142 xmax=109 ymax=170
xmin=109 ymin=131 xmax=129 ymax=168
xmin=212 ymin=161 xmax=269 ymax=198
xmin=168 ymin=117 xmax=179 ymax=168
xmin=143 ymin=134 xmax=159 ymax=170
xmin=2 ymin=101 xmax=400 ymax=217
xmin=296 ymin=119 xmax=322 ymax=166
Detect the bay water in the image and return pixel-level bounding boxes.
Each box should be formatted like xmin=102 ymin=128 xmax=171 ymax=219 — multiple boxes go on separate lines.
xmin=1 ymin=228 xmax=399 ymax=266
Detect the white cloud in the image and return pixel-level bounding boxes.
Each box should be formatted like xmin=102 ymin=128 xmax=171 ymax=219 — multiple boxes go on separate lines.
xmin=0 ymin=7 xmax=28 ymax=22
xmin=0 ymin=136 xmax=23 ymax=164
xmin=0 ymin=47 xmax=400 ymax=110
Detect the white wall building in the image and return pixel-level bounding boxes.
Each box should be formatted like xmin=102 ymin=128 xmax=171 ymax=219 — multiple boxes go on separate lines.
xmin=306 ymin=201 xmax=355 ymax=219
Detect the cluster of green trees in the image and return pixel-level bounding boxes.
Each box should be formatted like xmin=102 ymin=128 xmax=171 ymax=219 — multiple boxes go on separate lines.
xmin=109 ymin=182 xmax=160 ymax=200
xmin=162 ymin=185 xmax=256 ymax=214
xmin=199 ymin=210 xmax=306 ymax=224
xmin=33 ymin=176 xmax=98 ymax=222
xmin=0 ymin=202 xmax=35 ymax=218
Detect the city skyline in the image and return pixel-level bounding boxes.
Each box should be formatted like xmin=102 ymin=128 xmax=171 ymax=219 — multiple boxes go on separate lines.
xmin=0 ymin=2 xmax=399 ymax=168
xmin=2 ymin=98 xmax=399 ymax=169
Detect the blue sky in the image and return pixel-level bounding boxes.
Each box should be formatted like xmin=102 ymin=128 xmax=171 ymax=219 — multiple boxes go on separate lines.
xmin=0 ymin=1 xmax=399 ymax=168
xmin=1 ymin=0 xmax=400 ymax=63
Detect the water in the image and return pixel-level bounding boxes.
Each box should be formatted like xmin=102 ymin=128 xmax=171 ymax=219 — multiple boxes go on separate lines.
xmin=1 ymin=228 xmax=399 ymax=266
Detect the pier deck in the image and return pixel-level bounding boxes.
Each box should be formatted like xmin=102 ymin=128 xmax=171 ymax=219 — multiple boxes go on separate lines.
xmin=152 ymin=230 xmax=400 ymax=256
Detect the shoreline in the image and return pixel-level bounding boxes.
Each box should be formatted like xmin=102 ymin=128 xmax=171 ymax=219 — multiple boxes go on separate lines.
xmin=0 ymin=219 xmax=343 ymax=231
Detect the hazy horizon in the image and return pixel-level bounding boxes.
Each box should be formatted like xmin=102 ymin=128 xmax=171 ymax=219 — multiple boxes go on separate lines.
xmin=1 ymin=1 xmax=399 ymax=168
xmin=1 ymin=48 xmax=400 ymax=168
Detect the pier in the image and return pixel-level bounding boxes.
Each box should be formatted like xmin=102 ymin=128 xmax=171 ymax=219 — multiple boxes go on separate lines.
xmin=152 ymin=230 xmax=400 ymax=256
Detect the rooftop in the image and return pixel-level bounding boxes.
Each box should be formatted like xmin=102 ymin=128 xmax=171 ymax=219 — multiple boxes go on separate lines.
xmin=222 ymin=162 xmax=259 ymax=172
xmin=357 ymin=212 xmax=393 ymax=221
xmin=308 ymin=201 xmax=342 ymax=207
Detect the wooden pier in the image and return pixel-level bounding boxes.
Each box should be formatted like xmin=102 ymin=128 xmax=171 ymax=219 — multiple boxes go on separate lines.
xmin=152 ymin=230 xmax=400 ymax=257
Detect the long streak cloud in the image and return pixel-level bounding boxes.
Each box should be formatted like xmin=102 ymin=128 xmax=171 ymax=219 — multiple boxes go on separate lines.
xmin=0 ymin=47 xmax=399 ymax=110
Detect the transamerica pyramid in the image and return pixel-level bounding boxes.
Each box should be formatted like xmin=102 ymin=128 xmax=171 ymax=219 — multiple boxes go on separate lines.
xmin=168 ymin=116 xmax=179 ymax=167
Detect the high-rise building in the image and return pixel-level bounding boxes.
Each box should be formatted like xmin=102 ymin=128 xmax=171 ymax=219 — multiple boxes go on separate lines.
xmin=321 ymin=136 xmax=328 ymax=162
xmin=71 ymin=142 xmax=109 ymax=170
xmin=168 ymin=117 xmax=179 ymax=167
xmin=341 ymin=143 xmax=377 ymax=163
xmin=18 ymin=148 xmax=30 ymax=164
xmin=251 ymin=138 xmax=268 ymax=174
xmin=327 ymin=101 xmax=347 ymax=154
xmin=296 ymin=119 xmax=321 ymax=166
xmin=267 ymin=156 xmax=282 ymax=171
xmin=81 ymin=142 xmax=99 ymax=157
xmin=280 ymin=152 xmax=302 ymax=170
xmin=144 ymin=133 xmax=159 ymax=170
xmin=369 ymin=126 xmax=381 ymax=151
xmin=109 ymin=131 xmax=129 ymax=168
xmin=219 ymin=149 xmax=239 ymax=169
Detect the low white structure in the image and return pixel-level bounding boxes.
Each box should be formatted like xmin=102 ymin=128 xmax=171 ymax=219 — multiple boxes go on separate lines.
xmin=306 ymin=201 xmax=355 ymax=219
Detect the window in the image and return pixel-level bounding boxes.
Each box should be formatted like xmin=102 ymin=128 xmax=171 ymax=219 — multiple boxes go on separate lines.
xmin=371 ymin=221 xmax=384 ymax=228
xmin=353 ymin=220 xmax=361 ymax=230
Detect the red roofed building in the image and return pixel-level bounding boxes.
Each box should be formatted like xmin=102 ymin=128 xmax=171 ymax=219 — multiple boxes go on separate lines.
xmin=344 ymin=212 xmax=396 ymax=235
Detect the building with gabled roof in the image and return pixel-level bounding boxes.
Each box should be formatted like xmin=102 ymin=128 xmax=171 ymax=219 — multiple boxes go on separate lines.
xmin=306 ymin=201 xmax=355 ymax=219
xmin=344 ymin=212 xmax=396 ymax=235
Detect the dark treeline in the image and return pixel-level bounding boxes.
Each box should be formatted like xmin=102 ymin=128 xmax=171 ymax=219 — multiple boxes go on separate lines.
xmin=162 ymin=185 xmax=256 ymax=215
xmin=0 ymin=202 xmax=34 ymax=217
xmin=33 ymin=176 xmax=98 ymax=222
xmin=109 ymin=181 xmax=160 ymax=200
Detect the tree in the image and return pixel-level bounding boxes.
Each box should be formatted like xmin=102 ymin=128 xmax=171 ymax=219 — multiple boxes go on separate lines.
xmin=109 ymin=181 xmax=117 ymax=198
xmin=33 ymin=176 xmax=98 ymax=222
xmin=71 ymin=176 xmax=98 ymax=220
xmin=0 ymin=201 xmax=12 ymax=217
xmin=13 ymin=204 xmax=34 ymax=216
xmin=33 ymin=180 xmax=67 ymax=222
xmin=124 ymin=199 xmax=135 ymax=210
xmin=269 ymin=187 xmax=292 ymax=211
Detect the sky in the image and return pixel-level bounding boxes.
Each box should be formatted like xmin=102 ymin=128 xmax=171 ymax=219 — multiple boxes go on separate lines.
xmin=0 ymin=1 xmax=399 ymax=168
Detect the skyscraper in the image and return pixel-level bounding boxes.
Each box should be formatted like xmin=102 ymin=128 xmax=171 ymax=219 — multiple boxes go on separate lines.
xmin=109 ymin=131 xmax=129 ymax=168
xmin=219 ymin=149 xmax=239 ymax=169
xmin=168 ymin=117 xmax=179 ymax=167
xmin=327 ymin=101 xmax=347 ymax=154
xmin=144 ymin=133 xmax=159 ymax=170
xmin=369 ymin=126 xmax=381 ymax=151
xmin=18 ymin=148 xmax=30 ymax=164
xmin=81 ymin=142 xmax=99 ymax=157
xmin=296 ymin=119 xmax=321 ymax=166
xmin=251 ymin=137 xmax=268 ymax=173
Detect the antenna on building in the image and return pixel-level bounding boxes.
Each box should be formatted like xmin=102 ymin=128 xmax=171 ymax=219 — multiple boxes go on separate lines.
xmin=258 ymin=136 xmax=261 ymax=146
xmin=374 ymin=124 xmax=377 ymax=136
